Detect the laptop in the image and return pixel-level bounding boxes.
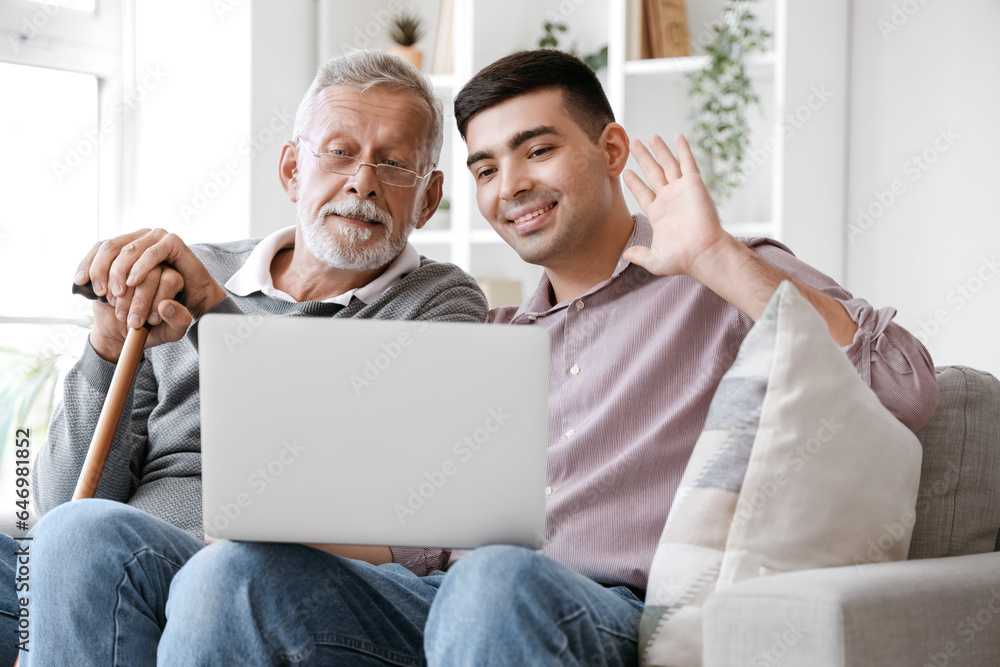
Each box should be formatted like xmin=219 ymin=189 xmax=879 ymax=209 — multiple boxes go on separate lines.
xmin=198 ymin=314 xmax=549 ymax=550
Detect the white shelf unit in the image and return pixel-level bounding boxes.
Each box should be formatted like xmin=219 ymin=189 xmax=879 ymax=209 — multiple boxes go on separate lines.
xmin=318 ymin=0 xmax=849 ymax=300
xmin=608 ymin=0 xmax=850 ymax=283
xmin=623 ymin=50 xmax=777 ymax=76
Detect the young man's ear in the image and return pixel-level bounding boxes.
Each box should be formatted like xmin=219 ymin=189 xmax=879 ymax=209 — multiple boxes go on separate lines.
xmin=600 ymin=122 xmax=631 ymax=177
xmin=278 ymin=141 xmax=300 ymax=202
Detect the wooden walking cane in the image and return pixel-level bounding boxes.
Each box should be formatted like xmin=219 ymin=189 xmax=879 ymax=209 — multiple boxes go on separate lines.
xmin=69 ymin=281 xmax=164 ymax=500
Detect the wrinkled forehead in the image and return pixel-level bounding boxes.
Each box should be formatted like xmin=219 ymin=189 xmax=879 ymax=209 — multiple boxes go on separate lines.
xmin=307 ymin=84 xmax=434 ymax=155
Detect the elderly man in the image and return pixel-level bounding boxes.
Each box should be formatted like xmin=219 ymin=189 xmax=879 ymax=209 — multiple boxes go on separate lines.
xmin=149 ymin=50 xmax=938 ymax=666
xmin=14 ymin=50 xmax=486 ymax=665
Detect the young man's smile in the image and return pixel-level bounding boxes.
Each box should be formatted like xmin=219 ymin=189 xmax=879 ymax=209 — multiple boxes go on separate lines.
xmin=506 ymin=200 xmax=558 ymax=233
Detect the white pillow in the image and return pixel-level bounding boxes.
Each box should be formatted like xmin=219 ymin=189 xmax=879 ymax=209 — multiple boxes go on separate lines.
xmin=640 ymin=281 xmax=923 ymax=667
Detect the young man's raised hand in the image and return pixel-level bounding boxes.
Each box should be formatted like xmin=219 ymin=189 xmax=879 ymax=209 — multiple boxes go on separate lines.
xmin=621 ymin=133 xmax=735 ymax=280
xmin=622 ymin=133 xmax=858 ymax=345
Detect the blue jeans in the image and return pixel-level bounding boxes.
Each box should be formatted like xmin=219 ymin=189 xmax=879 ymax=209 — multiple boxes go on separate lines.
xmin=26 ymin=500 xmax=644 ymax=665
xmin=1 ymin=533 xmax=19 ymax=667
xmin=160 ymin=542 xmax=644 ymax=665
xmin=22 ymin=499 xmax=204 ymax=666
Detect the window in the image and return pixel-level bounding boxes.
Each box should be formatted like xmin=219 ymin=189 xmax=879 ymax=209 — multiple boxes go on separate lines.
xmin=0 ymin=0 xmax=125 ymax=523
xmin=1 ymin=0 xmax=125 ymax=319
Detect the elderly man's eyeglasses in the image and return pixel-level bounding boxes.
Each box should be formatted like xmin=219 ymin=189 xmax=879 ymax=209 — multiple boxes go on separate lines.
xmin=296 ymin=136 xmax=434 ymax=188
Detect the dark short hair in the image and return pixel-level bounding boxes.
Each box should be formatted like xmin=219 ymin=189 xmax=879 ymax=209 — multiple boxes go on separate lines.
xmin=455 ymin=49 xmax=615 ymax=143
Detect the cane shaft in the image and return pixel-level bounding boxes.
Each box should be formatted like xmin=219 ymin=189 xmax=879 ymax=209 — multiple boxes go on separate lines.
xmin=72 ymin=325 xmax=149 ymax=500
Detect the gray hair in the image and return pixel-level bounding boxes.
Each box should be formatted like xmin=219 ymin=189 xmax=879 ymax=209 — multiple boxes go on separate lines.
xmin=293 ymin=49 xmax=443 ymax=169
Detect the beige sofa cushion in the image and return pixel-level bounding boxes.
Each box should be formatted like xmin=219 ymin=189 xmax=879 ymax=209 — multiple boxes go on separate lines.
xmin=909 ymin=365 xmax=1000 ymax=559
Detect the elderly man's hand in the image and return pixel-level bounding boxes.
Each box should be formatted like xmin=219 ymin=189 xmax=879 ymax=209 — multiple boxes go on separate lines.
xmin=74 ymin=228 xmax=227 ymax=362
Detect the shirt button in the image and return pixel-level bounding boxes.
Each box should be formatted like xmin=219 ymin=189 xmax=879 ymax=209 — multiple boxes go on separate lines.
xmin=545 ymin=486 xmax=553 ymax=496
xmin=565 ymin=429 xmax=575 ymax=438
xmin=527 ymin=315 xmax=537 ymax=322
xmin=575 ymin=300 xmax=585 ymax=311
xmin=570 ymin=364 xmax=580 ymax=376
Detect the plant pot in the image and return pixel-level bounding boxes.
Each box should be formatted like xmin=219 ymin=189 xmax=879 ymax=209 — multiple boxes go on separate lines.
xmin=390 ymin=45 xmax=422 ymax=70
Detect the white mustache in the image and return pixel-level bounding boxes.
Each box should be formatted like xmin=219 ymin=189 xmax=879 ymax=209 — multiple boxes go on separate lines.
xmin=319 ymin=199 xmax=394 ymax=229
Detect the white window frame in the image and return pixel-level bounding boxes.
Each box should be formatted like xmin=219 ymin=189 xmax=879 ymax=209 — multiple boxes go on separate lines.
xmin=0 ymin=0 xmax=129 ymax=325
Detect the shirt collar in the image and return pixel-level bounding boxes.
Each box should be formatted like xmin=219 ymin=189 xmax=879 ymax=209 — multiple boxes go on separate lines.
xmin=511 ymin=213 xmax=650 ymax=321
xmin=224 ymin=225 xmax=421 ymax=305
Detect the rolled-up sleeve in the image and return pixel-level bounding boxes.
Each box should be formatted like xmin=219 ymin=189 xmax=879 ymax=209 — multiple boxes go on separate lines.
xmin=836 ymin=297 xmax=939 ymax=431
xmin=747 ymin=238 xmax=939 ymax=432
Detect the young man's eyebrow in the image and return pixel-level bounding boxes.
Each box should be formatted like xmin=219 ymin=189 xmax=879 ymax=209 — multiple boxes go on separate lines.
xmin=466 ymin=125 xmax=563 ymax=169
xmin=507 ymin=125 xmax=562 ymax=151
xmin=466 ymin=148 xmax=494 ymax=169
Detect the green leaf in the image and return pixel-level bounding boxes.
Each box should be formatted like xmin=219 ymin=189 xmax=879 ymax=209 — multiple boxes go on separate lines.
xmin=687 ymin=0 xmax=768 ymax=203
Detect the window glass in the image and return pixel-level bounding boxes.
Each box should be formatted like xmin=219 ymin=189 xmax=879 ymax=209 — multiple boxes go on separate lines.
xmin=0 ymin=62 xmax=100 ymax=319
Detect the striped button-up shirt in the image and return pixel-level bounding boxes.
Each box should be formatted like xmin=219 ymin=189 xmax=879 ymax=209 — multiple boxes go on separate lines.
xmin=398 ymin=214 xmax=938 ymax=590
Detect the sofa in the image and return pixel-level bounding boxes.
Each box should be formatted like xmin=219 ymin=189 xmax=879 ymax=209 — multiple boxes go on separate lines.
xmin=701 ymin=365 xmax=1000 ymax=666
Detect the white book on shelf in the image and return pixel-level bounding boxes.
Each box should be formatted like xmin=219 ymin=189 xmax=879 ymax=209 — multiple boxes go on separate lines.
xmin=432 ymin=0 xmax=453 ymax=75
xmin=626 ymin=0 xmax=643 ymax=61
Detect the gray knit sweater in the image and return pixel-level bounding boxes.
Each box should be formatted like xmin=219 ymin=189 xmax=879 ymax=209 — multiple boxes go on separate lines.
xmin=34 ymin=238 xmax=488 ymax=537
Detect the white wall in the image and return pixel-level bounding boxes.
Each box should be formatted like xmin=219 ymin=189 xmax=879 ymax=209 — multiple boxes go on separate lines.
xmin=131 ymin=0 xmax=251 ymax=244
xmin=845 ymin=0 xmax=1000 ymax=375
xmin=132 ymin=0 xmax=317 ymax=243
xmin=250 ymin=0 xmax=316 ymax=238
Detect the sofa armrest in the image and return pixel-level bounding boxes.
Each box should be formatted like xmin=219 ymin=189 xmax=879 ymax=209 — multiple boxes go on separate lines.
xmin=703 ymin=551 xmax=1000 ymax=667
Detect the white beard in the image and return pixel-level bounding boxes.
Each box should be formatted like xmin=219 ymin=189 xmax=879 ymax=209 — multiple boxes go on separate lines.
xmin=301 ymin=198 xmax=417 ymax=271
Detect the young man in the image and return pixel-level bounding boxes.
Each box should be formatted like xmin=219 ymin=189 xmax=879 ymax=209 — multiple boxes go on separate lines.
xmin=455 ymin=47 xmax=939 ymax=645
xmin=148 ymin=50 xmax=937 ymax=665
xmin=12 ymin=50 xmax=487 ymax=665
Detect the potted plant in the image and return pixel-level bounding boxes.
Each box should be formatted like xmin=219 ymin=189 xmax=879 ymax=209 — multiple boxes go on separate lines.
xmin=538 ymin=20 xmax=608 ymax=73
xmin=687 ymin=0 xmax=770 ymax=203
xmin=389 ymin=11 xmax=424 ymax=70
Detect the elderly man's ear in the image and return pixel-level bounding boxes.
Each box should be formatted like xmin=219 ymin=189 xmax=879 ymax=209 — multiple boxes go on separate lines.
xmin=279 ymin=140 xmax=300 ymax=202
xmin=414 ymin=170 xmax=445 ymax=231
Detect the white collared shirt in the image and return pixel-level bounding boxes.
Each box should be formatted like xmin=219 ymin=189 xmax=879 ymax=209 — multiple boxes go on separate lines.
xmin=224 ymin=226 xmax=421 ymax=305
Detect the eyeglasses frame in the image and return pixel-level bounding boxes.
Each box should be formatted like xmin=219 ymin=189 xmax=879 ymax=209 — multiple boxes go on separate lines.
xmin=295 ymin=135 xmax=435 ymax=188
